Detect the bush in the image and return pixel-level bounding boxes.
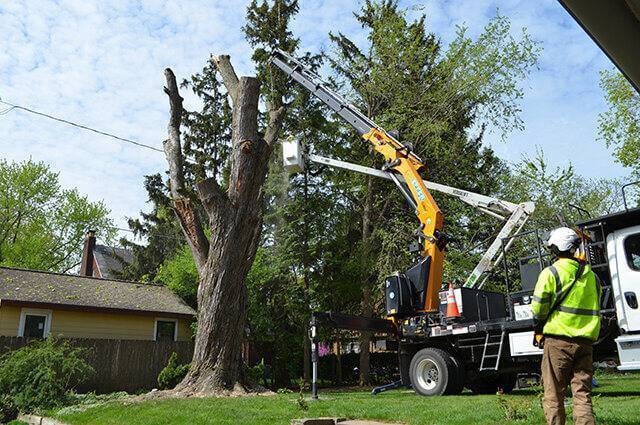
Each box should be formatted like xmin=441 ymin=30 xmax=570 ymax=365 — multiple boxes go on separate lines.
xmin=245 ymin=359 xmax=266 ymax=386
xmin=497 ymin=395 xmax=534 ymax=421
xmin=157 ymin=352 xmax=190 ymax=390
xmin=0 ymin=338 xmax=93 ymax=413
xmin=0 ymin=394 xmax=18 ymax=423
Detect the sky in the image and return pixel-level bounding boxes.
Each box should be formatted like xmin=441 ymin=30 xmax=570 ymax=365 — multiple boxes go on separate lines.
xmin=0 ymin=0 xmax=631 ymax=242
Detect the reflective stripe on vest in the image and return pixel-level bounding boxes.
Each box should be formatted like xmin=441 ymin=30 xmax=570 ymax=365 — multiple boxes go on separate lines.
xmin=557 ymin=305 xmax=600 ymax=316
xmin=546 ymin=264 xmax=599 ymax=317
xmin=532 ymin=294 xmax=550 ymax=303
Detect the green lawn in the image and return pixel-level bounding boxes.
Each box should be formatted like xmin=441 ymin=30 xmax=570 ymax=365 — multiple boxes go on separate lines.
xmin=54 ymin=373 xmax=640 ymax=425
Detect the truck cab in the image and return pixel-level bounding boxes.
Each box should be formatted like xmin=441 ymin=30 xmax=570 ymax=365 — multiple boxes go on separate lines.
xmin=578 ymin=207 xmax=640 ymax=370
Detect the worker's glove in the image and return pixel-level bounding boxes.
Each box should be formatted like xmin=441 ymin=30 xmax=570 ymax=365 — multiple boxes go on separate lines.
xmin=532 ymin=333 xmax=545 ymax=349
xmin=532 ymin=318 xmax=546 ymax=348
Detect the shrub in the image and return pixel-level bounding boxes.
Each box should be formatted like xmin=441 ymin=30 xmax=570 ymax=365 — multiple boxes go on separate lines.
xmin=497 ymin=395 xmax=534 ymax=421
xmin=0 ymin=338 xmax=93 ymax=413
xmin=0 ymin=394 xmax=18 ymax=423
xmin=157 ymin=352 xmax=190 ymax=390
xmin=245 ymin=359 xmax=266 ymax=386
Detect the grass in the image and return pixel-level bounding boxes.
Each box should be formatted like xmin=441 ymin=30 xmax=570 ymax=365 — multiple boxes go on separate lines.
xmin=54 ymin=373 xmax=640 ymax=425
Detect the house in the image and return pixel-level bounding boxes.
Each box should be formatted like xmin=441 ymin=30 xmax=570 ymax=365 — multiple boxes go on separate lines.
xmin=79 ymin=230 xmax=133 ymax=279
xmin=0 ymin=266 xmax=195 ymax=341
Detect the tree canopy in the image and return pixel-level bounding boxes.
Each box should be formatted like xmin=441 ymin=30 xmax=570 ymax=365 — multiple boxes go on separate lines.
xmin=0 ymin=159 xmax=114 ymax=272
xmin=598 ymin=69 xmax=640 ymax=178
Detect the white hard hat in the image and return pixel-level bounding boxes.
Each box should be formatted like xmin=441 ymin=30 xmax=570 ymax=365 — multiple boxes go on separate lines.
xmin=547 ymin=227 xmax=580 ymax=252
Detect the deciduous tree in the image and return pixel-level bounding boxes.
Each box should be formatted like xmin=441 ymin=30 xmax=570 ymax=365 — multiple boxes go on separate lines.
xmin=598 ymin=69 xmax=640 ymax=179
xmin=0 ymin=159 xmax=113 ymax=273
xmin=162 ymin=56 xmax=284 ymax=393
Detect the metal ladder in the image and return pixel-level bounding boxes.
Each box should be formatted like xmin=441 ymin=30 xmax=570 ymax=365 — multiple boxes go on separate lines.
xmin=479 ymin=330 xmax=506 ymax=371
xmin=583 ymin=222 xmax=608 ymax=269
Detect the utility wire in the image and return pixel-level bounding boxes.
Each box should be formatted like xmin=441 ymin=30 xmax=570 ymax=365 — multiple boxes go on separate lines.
xmin=112 ymin=226 xmax=185 ymax=242
xmin=0 ymin=98 xmax=165 ymax=153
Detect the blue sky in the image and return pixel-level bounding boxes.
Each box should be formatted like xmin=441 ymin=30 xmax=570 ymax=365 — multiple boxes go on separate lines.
xmin=0 ymin=0 xmax=630 ymax=240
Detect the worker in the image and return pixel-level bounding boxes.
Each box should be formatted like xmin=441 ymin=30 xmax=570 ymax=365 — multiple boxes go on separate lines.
xmin=531 ymin=227 xmax=601 ymax=425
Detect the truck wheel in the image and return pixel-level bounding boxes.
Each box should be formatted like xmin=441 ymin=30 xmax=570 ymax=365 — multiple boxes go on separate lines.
xmin=409 ymin=348 xmax=456 ymax=396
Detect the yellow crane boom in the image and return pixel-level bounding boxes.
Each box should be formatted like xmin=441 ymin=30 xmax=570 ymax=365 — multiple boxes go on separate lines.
xmin=270 ymin=50 xmax=446 ymax=311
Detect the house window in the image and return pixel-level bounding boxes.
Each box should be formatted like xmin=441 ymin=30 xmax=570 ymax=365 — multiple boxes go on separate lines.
xmin=154 ymin=319 xmax=177 ymax=342
xmin=18 ymin=309 xmax=52 ymax=338
xmin=624 ymin=234 xmax=640 ymax=271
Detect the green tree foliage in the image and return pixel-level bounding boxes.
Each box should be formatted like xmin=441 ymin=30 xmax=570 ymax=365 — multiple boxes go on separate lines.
xmin=155 ymin=244 xmax=198 ymax=308
xmin=598 ymin=69 xmax=640 ymax=177
xmin=325 ymin=0 xmax=539 ymax=305
xmin=243 ymin=0 xmax=352 ymax=387
xmin=157 ymin=352 xmax=190 ymax=390
xmin=120 ymin=51 xmax=233 ymax=283
xmin=316 ymin=0 xmax=539 ymax=383
xmin=0 ymin=159 xmax=114 ymax=272
xmin=119 ymin=174 xmax=183 ymax=281
xmin=501 ymin=150 xmax=621 ymax=229
xmin=0 ymin=338 xmax=93 ymax=412
xmin=483 ymin=150 xmax=621 ymax=292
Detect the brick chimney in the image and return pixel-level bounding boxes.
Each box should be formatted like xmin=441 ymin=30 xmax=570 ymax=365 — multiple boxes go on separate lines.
xmin=79 ymin=230 xmax=97 ymax=276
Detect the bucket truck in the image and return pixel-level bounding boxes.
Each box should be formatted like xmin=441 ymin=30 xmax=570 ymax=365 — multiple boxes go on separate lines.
xmin=270 ymin=50 xmax=640 ymax=397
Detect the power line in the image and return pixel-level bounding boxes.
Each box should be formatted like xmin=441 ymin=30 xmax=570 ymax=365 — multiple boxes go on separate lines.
xmin=112 ymin=226 xmax=185 ymax=241
xmin=0 ymin=98 xmax=165 ymax=153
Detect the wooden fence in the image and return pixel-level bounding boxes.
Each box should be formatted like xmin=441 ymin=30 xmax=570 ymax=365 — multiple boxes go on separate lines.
xmin=0 ymin=336 xmax=194 ymax=393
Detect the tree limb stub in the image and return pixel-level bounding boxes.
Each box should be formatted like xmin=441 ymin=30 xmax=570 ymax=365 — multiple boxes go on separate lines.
xmin=163 ymin=68 xmax=186 ymax=197
xmin=228 ymin=77 xmax=261 ymax=203
xmin=264 ymin=102 xmax=286 ymax=147
xmin=212 ymin=55 xmax=239 ymax=105
xmin=196 ymin=177 xmax=230 ymax=224
xmin=163 ymin=67 xmax=209 ymax=274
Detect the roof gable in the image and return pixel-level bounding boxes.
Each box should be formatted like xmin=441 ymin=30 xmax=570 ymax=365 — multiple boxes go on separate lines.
xmin=93 ymin=245 xmax=133 ymax=279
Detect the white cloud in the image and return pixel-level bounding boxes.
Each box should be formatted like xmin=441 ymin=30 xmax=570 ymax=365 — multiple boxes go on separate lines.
xmin=0 ymin=0 xmax=630 ymax=240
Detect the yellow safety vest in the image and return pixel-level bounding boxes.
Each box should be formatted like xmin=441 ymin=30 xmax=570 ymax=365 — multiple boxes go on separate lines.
xmin=531 ymin=258 xmax=601 ymax=341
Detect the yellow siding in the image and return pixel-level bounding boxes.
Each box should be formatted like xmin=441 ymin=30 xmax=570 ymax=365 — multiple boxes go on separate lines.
xmin=51 ymin=310 xmax=192 ymax=341
xmin=177 ymin=319 xmax=192 ymax=342
xmin=0 ymin=305 xmax=21 ymax=336
xmin=51 ymin=310 xmax=156 ymax=340
xmin=0 ymin=305 xmax=192 ymax=341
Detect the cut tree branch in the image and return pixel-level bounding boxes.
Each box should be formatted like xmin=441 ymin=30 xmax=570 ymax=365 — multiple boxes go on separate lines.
xmin=196 ymin=177 xmax=230 ymax=224
xmin=212 ymin=55 xmax=239 ymax=105
xmin=227 ymin=77 xmax=261 ymax=203
xmin=264 ymin=101 xmax=285 ymax=147
xmin=163 ymin=68 xmax=186 ymax=197
xmin=163 ymin=67 xmax=209 ymax=274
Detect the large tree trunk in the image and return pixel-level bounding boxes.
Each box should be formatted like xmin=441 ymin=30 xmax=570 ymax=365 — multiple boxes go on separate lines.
xmin=163 ymin=59 xmax=283 ymax=395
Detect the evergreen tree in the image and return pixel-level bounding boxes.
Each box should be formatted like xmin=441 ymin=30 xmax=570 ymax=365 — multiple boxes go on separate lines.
xmin=325 ymin=0 xmax=539 ymax=384
xmin=243 ymin=0 xmax=350 ymax=386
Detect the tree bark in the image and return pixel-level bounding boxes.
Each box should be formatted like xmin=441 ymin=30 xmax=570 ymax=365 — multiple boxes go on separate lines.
xmin=163 ymin=62 xmax=284 ymax=395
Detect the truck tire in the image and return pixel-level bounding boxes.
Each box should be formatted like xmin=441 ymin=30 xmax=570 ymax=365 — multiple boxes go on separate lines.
xmin=409 ymin=348 xmax=457 ymax=396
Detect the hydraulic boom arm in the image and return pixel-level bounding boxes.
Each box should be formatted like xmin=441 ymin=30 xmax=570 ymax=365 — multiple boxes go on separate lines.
xmin=270 ymin=50 xmax=446 ymax=312
xmin=286 ymin=145 xmax=534 ymax=291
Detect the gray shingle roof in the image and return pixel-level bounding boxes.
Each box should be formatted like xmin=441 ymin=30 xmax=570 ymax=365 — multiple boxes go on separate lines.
xmin=93 ymin=245 xmax=133 ymax=279
xmin=0 ymin=267 xmax=195 ymax=317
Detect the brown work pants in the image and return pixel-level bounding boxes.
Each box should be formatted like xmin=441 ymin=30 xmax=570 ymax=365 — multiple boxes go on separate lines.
xmin=541 ymin=335 xmax=595 ymax=425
